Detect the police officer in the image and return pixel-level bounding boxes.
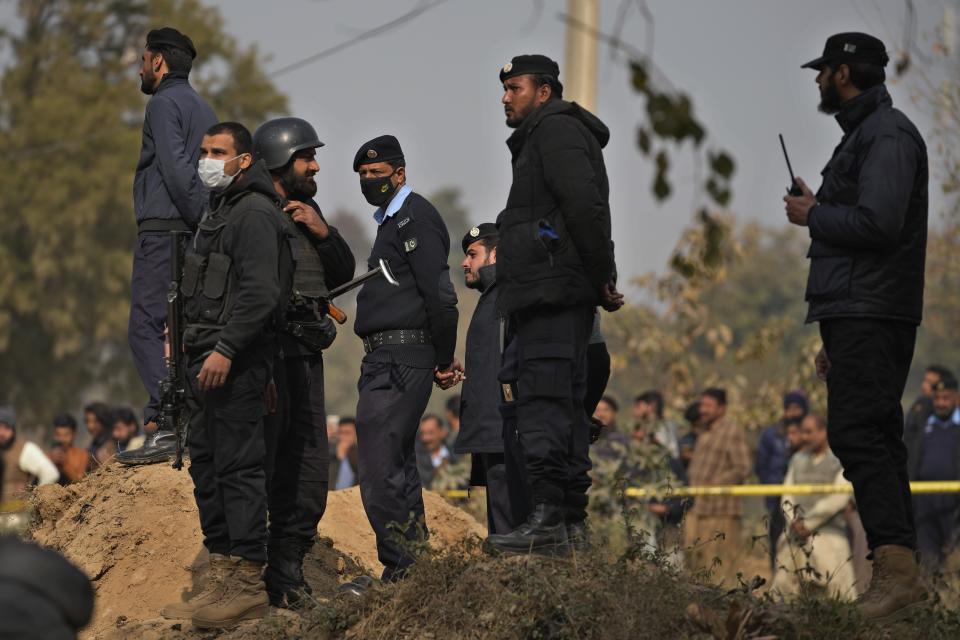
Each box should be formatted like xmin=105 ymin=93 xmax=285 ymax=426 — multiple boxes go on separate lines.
xmin=451 ymin=224 xmax=531 ymax=534
xmin=122 ymin=28 xmax=217 ymax=464
xmin=159 ymin=122 xmax=293 ymax=628
xmin=784 ymin=32 xmax=928 ymax=621
xmin=485 ymin=55 xmax=622 ymax=556
xmin=349 ymin=135 xmax=459 ymax=586
xmin=251 ymin=117 xmax=356 ymax=607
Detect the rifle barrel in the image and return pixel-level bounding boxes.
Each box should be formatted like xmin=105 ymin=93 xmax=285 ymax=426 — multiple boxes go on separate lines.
xmin=328 ymin=259 xmax=399 ymax=299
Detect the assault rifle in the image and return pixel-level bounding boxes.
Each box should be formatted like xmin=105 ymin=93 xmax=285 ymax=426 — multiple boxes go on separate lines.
xmin=284 ymin=258 xmax=399 ymax=352
xmin=326 ymin=258 xmax=399 ymax=316
xmin=160 ymin=230 xmax=191 ymax=470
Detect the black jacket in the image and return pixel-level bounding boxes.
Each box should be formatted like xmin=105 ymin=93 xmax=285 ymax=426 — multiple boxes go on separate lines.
xmin=456 ymin=265 xmax=503 ymax=455
xmin=134 ymin=73 xmax=218 ymax=228
xmin=805 ymin=84 xmax=928 ymax=325
xmin=497 ymin=100 xmax=615 ymax=314
xmin=355 ymin=192 xmax=459 ymax=369
xmin=182 ymin=160 xmax=293 ymax=362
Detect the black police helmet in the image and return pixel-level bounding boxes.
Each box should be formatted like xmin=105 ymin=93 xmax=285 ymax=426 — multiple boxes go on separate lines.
xmin=252 ymin=117 xmax=325 ymax=170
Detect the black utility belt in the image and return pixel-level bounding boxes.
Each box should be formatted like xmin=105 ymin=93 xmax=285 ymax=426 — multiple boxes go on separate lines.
xmin=361 ymin=329 xmax=432 ymax=354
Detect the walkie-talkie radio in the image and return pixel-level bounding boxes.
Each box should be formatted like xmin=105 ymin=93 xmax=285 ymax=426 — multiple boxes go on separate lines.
xmin=779 ymin=134 xmax=804 ymax=197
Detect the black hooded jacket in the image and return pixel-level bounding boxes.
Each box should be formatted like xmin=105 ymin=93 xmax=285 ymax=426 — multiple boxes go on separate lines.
xmin=497 ymin=99 xmax=615 ymax=314
xmin=805 ymin=84 xmax=928 ymax=325
xmin=182 ymin=160 xmax=294 ymax=362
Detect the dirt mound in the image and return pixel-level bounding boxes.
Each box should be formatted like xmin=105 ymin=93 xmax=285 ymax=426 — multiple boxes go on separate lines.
xmin=30 ymin=464 xmax=484 ymax=639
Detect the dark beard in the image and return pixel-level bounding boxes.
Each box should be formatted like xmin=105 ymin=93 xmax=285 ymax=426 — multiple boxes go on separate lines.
xmin=0 ymin=435 xmax=13 ymax=451
xmin=818 ymin=76 xmax=842 ymax=114
xmin=140 ymin=69 xmax=157 ymax=96
xmin=464 ymin=274 xmax=481 ymax=290
xmin=279 ymin=163 xmax=317 ymax=200
xmin=505 ymin=102 xmax=534 ymax=129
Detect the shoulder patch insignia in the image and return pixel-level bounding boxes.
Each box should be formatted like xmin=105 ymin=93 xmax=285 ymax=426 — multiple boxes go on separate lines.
xmin=398 ymin=217 xmax=411 ymax=229
xmin=404 ymin=238 xmax=418 ymax=253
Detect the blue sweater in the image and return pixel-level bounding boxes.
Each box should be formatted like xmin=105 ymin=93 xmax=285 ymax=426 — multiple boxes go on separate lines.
xmin=133 ymin=73 xmax=217 ymax=228
xmin=755 ymin=422 xmax=790 ymax=511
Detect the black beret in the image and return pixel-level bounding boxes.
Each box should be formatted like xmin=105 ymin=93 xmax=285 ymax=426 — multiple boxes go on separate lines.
xmin=933 ymin=376 xmax=959 ymax=392
xmin=802 ymin=32 xmax=889 ymax=70
xmin=146 ymin=27 xmax=197 ymax=60
xmin=499 ymin=54 xmax=560 ymax=83
xmin=462 ymin=223 xmax=499 ymax=255
xmin=353 ymin=135 xmax=404 ymax=172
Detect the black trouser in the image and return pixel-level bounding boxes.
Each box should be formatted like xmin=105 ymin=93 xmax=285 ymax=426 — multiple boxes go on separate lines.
xmin=128 ymin=231 xmax=175 ymax=424
xmin=355 ymin=359 xmax=434 ymax=580
xmin=187 ymin=355 xmax=270 ymax=563
xmin=820 ymin=318 xmax=917 ymax=551
xmin=513 ymin=304 xmax=593 ymax=520
xmin=470 ymin=452 xmax=529 ymax=535
xmin=584 ymin=341 xmax=611 ymax=416
xmin=264 ymin=355 xmax=329 ymax=548
xmin=498 ymin=336 xmax=535 ymax=531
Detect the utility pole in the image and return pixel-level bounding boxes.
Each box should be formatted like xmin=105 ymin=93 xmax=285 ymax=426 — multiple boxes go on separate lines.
xmin=563 ymin=0 xmax=600 ymax=112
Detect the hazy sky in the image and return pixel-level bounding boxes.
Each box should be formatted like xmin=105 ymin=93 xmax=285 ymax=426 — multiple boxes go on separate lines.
xmin=205 ymin=0 xmax=952 ymax=293
xmin=3 ymin=0 xmax=954 ymax=298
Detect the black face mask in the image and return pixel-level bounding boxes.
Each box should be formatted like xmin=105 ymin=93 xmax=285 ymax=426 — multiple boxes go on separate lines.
xmin=360 ymin=173 xmax=398 ymax=207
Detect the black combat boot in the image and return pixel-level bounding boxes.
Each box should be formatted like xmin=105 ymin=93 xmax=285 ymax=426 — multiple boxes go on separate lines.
xmin=116 ymin=430 xmax=177 ymax=465
xmin=483 ymin=503 xmax=570 ymax=557
xmin=264 ymin=541 xmax=311 ymax=608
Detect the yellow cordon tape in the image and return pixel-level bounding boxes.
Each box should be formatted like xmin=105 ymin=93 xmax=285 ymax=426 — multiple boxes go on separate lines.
xmin=442 ymin=481 xmax=960 ymax=500
xmin=0 ymin=500 xmax=28 ymax=512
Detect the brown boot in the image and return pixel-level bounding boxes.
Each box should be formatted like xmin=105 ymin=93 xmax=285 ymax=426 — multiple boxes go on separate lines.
xmin=191 ymin=557 xmax=269 ymax=629
xmin=857 ymin=545 xmax=927 ymax=623
xmin=160 ymin=553 xmax=233 ymax=619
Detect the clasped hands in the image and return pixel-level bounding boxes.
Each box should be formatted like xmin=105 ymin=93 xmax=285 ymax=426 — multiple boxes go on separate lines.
xmin=435 ymin=359 xmax=465 ymax=390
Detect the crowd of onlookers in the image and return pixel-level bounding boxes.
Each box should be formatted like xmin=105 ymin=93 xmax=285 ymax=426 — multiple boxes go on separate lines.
xmin=0 ymin=403 xmax=149 ymax=493
xmin=580 ymin=363 xmax=960 ymax=597
xmin=3 ymin=363 xmax=957 ymax=596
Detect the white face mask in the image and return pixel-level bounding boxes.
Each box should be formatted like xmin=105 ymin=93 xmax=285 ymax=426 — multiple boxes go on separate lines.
xmin=198 ymin=155 xmax=244 ymax=190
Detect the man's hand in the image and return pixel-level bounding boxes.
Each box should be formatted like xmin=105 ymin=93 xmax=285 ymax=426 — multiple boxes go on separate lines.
xmin=435 ymin=359 xmax=464 ymax=390
xmin=600 ymin=282 xmax=625 ymax=312
xmin=790 ymin=518 xmax=811 ymax=540
xmin=285 ymin=200 xmax=329 ymax=239
xmin=197 ymin=351 xmax=232 ymax=391
xmin=783 ymin=177 xmax=817 ymax=227
xmin=264 ymin=378 xmax=278 ymax=414
xmin=815 ymin=347 xmax=831 ymax=381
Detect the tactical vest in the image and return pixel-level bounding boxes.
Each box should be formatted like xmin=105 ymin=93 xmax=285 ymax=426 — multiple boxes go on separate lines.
xmin=276 ymin=211 xmax=338 ymax=353
xmin=182 ymin=192 xmax=285 ymax=329
xmin=1 ymin=440 xmax=29 ymax=507
xmin=182 ymin=246 xmax=235 ymax=328
xmin=283 ymin=217 xmax=329 ymax=300
xmin=790 ymin=450 xmax=847 ymax=534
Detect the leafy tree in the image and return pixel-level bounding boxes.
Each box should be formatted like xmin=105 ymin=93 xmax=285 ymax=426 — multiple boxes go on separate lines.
xmin=0 ymin=0 xmax=287 ymax=426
